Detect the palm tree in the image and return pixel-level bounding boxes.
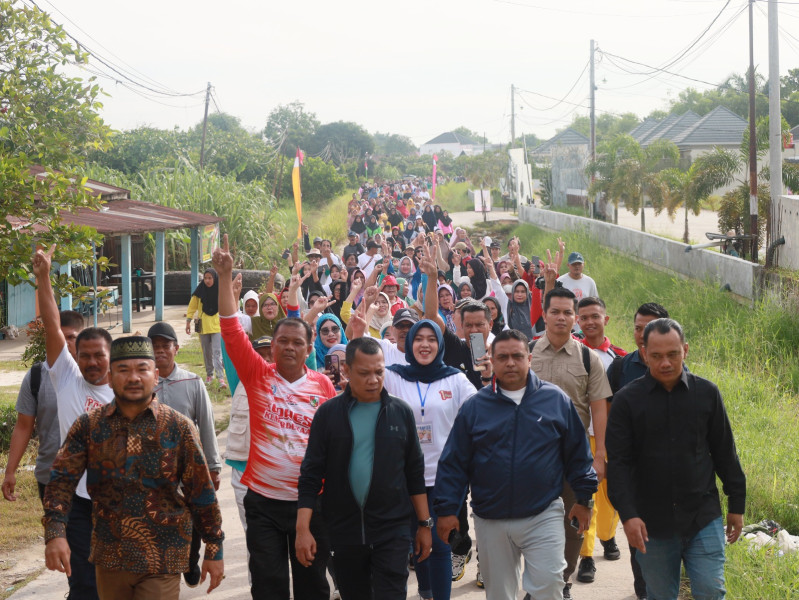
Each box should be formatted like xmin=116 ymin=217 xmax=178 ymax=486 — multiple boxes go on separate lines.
xmin=587 ymin=135 xmax=679 ymax=231
xmin=649 ymin=149 xmax=739 ymax=243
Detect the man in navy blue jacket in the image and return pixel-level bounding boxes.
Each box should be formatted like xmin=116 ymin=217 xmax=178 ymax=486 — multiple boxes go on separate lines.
xmin=435 ymin=329 xmax=597 ymax=600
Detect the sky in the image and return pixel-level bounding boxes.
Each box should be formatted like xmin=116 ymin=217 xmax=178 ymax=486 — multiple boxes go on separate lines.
xmin=30 ymin=0 xmax=799 ymax=146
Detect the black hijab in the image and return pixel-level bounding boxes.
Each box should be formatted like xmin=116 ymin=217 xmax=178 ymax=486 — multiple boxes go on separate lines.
xmin=350 ymin=215 xmax=366 ymax=234
xmin=467 ymin=258 xmax=488 ymax=299
xmin=192 ymin=268 xmax=219 ymax=316
xmin=422 ymin=205 xmax=438 ymax=231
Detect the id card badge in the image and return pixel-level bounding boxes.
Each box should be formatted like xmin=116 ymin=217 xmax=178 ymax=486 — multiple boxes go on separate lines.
xmin=416 ymin=423 xmax=433 ymax=445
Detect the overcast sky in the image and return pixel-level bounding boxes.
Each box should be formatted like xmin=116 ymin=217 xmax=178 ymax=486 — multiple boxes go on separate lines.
xmin=37 ymin=0 xmax=799 ymax=145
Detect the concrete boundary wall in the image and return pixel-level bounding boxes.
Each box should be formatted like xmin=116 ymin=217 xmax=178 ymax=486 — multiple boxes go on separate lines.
xmin=519 ymin=205 xmax=763 ymax=300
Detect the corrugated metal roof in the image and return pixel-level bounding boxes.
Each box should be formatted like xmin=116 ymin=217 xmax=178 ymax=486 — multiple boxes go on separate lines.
xmin=672 ymin=106 xmax=746 ymax=148
xmin=532 ymin=128 xmax=589 ymax=155
xmin=642 ymin=111 xmax=700 ymax=146
xmin=58 ymin=199 xmax=224 ymax=235
xmin=638 ymin=114 xmax=679 ymax=146
xmin=28 ymin=165 xmax=131 ymax=200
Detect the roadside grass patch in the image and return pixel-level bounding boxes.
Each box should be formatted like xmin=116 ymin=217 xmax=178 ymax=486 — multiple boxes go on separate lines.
xmin=434 ymin=182 xmax=473 ymax=213
xmin=0 ymin=469 xmax=43 ymax=553
xmin=505 ymin=222 xmax=799 ymax=596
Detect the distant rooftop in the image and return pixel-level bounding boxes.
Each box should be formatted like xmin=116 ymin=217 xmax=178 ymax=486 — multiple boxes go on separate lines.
xmin=671 ymin=106 xmax=746 ymax=147
xmin=532 ymin=128 xmax=589 ymax=155
xmin=422 ymin=131 xmax=478 ymax=146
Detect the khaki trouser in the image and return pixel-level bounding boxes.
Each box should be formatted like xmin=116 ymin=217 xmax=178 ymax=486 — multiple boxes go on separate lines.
xmin=95 ymin=565 xmax=180 ymax=600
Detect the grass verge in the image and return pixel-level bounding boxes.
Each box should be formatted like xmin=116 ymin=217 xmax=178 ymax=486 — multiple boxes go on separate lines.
xmin=500 ymin=222 xmax=799 ymax=597
xmin=434 ymin=182 xmax=473 ymax=213
xmin=0 ymin=469 xmax=43 ymax=553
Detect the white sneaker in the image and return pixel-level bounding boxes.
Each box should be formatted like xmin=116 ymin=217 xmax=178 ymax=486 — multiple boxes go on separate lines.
xmin=452 ymin=551 xmax=468 ymax=581
xmin=476 ymin=567 xmax=484 ymax=588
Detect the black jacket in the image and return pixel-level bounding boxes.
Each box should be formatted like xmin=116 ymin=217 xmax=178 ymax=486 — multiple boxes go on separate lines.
xmin=297 ymin=386 xmax=426 ymax=545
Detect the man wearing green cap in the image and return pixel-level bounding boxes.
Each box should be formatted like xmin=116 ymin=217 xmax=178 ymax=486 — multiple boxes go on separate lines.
xmin=42 ymin=335 xmax=225 ymax=599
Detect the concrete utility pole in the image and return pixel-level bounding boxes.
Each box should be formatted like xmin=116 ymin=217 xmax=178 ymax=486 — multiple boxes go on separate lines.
xmin=199 ymin=81 xmax=211 ymax=171
xmin=590 ymin=40 xmax=596 ymax=166
xmin=748 ymin=1 xmax=758 ymax=262
xmin=590 ymin=39 xmax=597 ymax=219
xmin=767 ymin=0 xmax=782 ymax=267
xmin=511 ymin=84 xmax=516 ymax=148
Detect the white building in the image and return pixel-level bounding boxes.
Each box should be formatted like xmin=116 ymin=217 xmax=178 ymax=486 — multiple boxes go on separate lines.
xmin=419 ymin=132 xmax=479 ymax=156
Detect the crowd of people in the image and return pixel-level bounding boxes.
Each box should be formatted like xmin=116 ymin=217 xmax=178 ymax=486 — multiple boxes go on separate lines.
xmin=0 ymin=178 xmax=747 ymax=600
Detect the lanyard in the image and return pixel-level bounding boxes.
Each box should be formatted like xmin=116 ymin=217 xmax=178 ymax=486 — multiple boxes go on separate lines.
xmin=416 ymin=381 xmax=432 ymax=420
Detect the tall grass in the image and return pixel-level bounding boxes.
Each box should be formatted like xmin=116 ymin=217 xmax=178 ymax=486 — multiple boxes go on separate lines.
xmin=508 ymin=223 xmax=799 ymax=596
xmin=434 ymin=182 xmax=472 ymax=213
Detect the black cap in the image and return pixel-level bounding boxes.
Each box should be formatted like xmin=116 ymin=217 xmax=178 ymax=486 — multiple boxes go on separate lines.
xmin=392 ymin=308 xmax=419 ymax=326
xmin=252 ymin=336 xmax=272 ymax=350
xmin=366 ymin=240 xmax=380 ymax=249
xmin=147 ymin=322 xmax=177 ymax=342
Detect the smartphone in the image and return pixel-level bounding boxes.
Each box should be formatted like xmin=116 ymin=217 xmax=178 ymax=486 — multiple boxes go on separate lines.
xmin=469 ymin=333 xmax=487 ymax=371
xmin=281 ymin=248 xmax=290 ymax=260
xmin=530 ymin=255 xmax=541 ymax=275
xmin=324 ymin=354 xmax=340 ymax=384
xmin=570 ymin=517 xmax=580 ymax=530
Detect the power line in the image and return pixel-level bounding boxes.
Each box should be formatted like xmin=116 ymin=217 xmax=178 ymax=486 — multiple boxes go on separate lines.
xmin=24 ymin=0 xmax=206 ymax=99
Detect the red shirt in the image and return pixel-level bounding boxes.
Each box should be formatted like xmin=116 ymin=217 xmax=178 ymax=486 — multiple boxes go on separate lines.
xmin=221 ymin=317 xmax=335 ymax=500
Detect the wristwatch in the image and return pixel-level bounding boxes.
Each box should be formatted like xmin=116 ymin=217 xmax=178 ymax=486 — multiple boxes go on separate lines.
xmin=418 ymin=517 xmax=434 ymax=528
xmin=575 ymin=498 xmax=595 ymax=509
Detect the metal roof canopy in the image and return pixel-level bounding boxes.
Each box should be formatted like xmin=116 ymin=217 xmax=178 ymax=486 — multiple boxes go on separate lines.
xmin=20 ymin=167 xmax=224 ymax=333
xmin=58 ymin=198 xmax=223 ymax=235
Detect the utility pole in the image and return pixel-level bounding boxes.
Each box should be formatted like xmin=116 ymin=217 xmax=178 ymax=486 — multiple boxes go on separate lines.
xmin=590 ymin=39 xmax=597 ymax=219
xmin=511 ymin=84 xmax=516 ymax=148
xmin=199 ymin=82 xmax=211 ymax=171
xmin=767 ymin=0 xmax=782 ymax=267
xmin=748 ymin=0 xmax=758 ymax=262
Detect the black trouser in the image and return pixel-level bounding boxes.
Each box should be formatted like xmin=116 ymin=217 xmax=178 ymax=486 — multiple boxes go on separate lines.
xmin=65 ymin=494 xmax=99 ymax=600
xmin=243 ymin=490 xmax=329 ymax=600
xmin=452 ymin=496 xmax=473 ymax=557
xmin=630 ymin=546 xmax=647 ymax=597
xmin=332 ymin=537 xmax=411 ymax=600
xmin=188 ymin=527 xmax=201 ymax=572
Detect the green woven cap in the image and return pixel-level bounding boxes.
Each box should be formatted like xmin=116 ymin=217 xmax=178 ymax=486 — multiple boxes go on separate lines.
xmin=110 ymin=336 xmax=155 ymax=363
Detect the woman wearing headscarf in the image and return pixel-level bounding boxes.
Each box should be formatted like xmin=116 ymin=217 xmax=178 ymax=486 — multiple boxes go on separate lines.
xmin=313 ymin=313 xmax=348 ymax=371
xmin=365 ymin=214 xmax=382 ymax=239
xmin=483 ymin=296 xmax=507 ymax=337
xmin=505 ymin=278 xmax=535 ymax=340
xmin=403 ymin=219 xmax=417 ymax=244
xmin=437 ymin=284 xmax=457 ymax=333
xmin=457 ymin=280 xmax=474 ymax=300
xmin=186 ymin=268 xmax=226 ymax=386
xmin=250 ymin=293 xmax=287 ymax=339
xmin=437 ymin=209 xmax=454 ymax=239
xmin=350 ymin=214 xmax=367 ymax=243
xmin=327 ymin=280 xmax=349 ymax=320
xmin=384 ymin=320 xmax=477 ymax=600
xmin=421 ymin=205 xmax=438 ymax=232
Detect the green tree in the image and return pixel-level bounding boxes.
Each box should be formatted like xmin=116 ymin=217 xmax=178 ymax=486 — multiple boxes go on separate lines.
xmin=373 ymin=132 xmax=416 ymax=156
xmin=0 ymin=1 xmax=112 ymax=288
xmin=452 ymin=126 xmax=484 ymax=144
xmin=263 ymin=101 xmax=320 ymax=157
xmin=299 ymin=157 xmax=347 ymax=207
xmin=310 ymin=121 xmax=374 ymax=166
xmin=587 ymin=135 xmax=679 ymax=231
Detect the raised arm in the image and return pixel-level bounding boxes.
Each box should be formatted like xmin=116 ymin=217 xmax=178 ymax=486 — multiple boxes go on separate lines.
xmin=32 ymin=245 xmax=65 ymax=368
xmin=418 ymin=249 xmax=446 ymax=333
xmin=211 ymin=234 xmax=237 ymax=317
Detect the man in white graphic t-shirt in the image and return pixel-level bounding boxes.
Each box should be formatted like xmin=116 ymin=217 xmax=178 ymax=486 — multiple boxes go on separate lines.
xmin=557 ymin=252 xmax=598 ymax=301
xmin=34 ymin=245 xmax=114 ymax=600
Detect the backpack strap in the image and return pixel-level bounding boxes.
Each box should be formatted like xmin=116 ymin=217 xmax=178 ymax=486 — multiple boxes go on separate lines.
xmin=581 ymin=344 xmax=591 ymax=376
xmin=609 ymin=355 xmax=624 ymax=395
xmin=31 ymin=361 xmax=43 ymax=402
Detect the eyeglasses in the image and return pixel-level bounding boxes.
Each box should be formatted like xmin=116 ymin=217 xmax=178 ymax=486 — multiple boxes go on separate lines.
xmin=320 ymin=326 xmax=340 ymax=335
xmin=263 ymin=302 xmax=278 ymax=308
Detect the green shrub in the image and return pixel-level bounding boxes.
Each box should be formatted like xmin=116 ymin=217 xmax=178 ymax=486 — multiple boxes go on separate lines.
xmin=0 ymin=402 xmax=18 ymax=456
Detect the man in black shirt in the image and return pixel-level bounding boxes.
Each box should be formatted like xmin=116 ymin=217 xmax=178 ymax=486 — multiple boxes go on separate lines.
xmin=606 ymin=318 xmax=745 ymax=600
xmin=342 ymin=231 xmax=365 ymax=262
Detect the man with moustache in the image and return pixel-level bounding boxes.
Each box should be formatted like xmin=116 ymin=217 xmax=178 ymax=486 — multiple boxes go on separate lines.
xmin=34 ymin=245 xmax=115 ymax=600
xmin=148 ymin=322 xmax=221 ymax=587
xmin=43 ymin=336 xmax=225 ymax=599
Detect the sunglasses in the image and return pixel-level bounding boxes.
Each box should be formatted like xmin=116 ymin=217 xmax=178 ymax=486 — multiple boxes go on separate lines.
xmin=320 ymin=325 xmax=340 ymax=335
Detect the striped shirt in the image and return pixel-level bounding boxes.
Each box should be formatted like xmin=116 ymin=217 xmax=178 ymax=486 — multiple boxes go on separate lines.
xmin=220 ymin=317 xmax=334 ymax=500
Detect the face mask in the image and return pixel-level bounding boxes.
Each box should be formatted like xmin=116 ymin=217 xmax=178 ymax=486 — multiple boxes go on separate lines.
xmin=503 ymin=284 xmax=513 ymax=294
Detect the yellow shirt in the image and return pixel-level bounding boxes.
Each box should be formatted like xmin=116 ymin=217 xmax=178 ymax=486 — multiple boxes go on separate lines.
xmin=186 ymin=297 xmax=221 ymax=334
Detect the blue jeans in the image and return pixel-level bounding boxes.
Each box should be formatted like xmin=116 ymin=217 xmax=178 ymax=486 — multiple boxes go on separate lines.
xmin=635 ymin=517 xmax=727 ymax=600
xmin=412 ymin=488 xmax=451 ymax=600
